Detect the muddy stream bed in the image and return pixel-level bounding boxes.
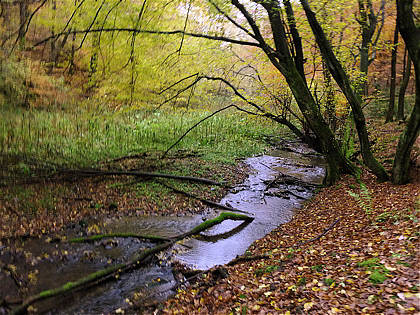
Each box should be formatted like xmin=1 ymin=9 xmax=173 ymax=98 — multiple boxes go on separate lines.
xmin=0 ymin=141 xmax=326 ymax=314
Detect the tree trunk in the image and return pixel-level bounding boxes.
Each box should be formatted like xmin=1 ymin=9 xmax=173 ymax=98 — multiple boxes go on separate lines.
xmin=358 ymin=0 xmax=378 ymax=96
xmin=323 ymin=60 xmax=337 ymax=132
xmin=88 ymin=31 xmax=100 ymax=90
xmin=300 ymin=0 xmax=389 ymax=182
xmin=392 ymin=0 xmax=420 ymax=184
xmin=69 ymin=30 xmax=76 ymax=75
xmin=386 ymin=24 xmax=399 ymax=122
xmin=0 ymin=1 xmax=11 ymax=44
xmin=49 ymin=0 xmax=57 ymax=74
xmin=397 ymin=49 xmax=411 ymax=121
xmin=18 ymin=0 xmax=29 ymax=50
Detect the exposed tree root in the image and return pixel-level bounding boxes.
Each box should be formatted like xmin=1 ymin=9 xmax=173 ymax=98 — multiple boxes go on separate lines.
xmin=10 ymin=212 xmax=253 ymax=315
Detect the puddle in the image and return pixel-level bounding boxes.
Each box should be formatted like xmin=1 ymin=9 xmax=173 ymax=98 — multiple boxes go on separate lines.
xmin=1 ymin=141 xmax=325 ymax=314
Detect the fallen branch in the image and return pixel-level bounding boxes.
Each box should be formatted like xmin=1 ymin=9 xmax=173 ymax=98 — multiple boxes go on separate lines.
xmin=158 ymin=181 xmax=251 ymax=215
xmin=296 ymin=218 xmax=341 ymax=247
xmin=11 ymin=212 xmax=253 ymax=315
xmin=68 ymin=233 xmax=170 ymax=243
xmin=227 ymin=254 xmax=270 ymax=266
xmin=62 ymin=169 xmax=223 ymax=186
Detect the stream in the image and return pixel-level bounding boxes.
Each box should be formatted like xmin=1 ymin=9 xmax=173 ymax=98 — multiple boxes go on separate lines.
xmin=0 ymin=141 xmax=326 ymax=314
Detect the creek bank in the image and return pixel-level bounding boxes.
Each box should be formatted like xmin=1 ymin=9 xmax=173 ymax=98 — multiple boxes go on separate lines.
xmin=0 ymin=140 xmax=326 ymax=314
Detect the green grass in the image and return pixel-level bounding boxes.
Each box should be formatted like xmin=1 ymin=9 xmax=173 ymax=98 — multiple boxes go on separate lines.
xmin=1 ymin=105 xmax=288 ymax=173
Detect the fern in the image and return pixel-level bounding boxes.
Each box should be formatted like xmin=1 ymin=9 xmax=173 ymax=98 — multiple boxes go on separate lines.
xmin=347 ymin=182 xmax=373 ymax=215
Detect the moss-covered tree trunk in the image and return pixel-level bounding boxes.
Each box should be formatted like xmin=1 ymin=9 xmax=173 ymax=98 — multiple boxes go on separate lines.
xmin=300 ymin=0 xmax=389 ymax=182
xmin=397 ymin=50 xmax=412 ymax=121
xmin=392 ymin=0 xmax=420 ymax=184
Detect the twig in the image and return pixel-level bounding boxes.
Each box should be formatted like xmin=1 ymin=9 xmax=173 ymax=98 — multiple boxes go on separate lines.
xmin=0 ymin=261 xmax=26 ymax=289
xmin=296 ymin=218 xmax=341 ymax=247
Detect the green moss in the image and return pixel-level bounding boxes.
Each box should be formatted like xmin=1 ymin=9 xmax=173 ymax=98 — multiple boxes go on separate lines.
xmin=62 ymin=281 xmax=75 ymax=290
xmin=369 ymin=270 xmax=387 ymax=284
xmin=358 ymin=258 xmax=380 ymax=268
xmin=38 ymin=290 xmax=53 ymax=298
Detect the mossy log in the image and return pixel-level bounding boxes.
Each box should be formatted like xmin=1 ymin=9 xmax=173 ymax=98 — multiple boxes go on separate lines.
xmin=11 ymin=212 xmax=253 ymax=315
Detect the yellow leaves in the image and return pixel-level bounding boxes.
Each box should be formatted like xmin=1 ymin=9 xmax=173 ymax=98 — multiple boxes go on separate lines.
xmin=330 ymin=307 xmax=341 ymax=313
xmin=252 ymin=305 xmax=261 ymax=311
xmin=7 ymin=264 xmax=17 ymax=273
xmin=28 ymin=269 xmax=39 ymax=284
xmin=87 ymin=224 xmax=100 ymax=234
xmin=312 ymin=287 xmax=320 ymax=292
xmin=397 ymin=292 xmax=420 ymax=300
xmin=304 ymin=302 xmax=314 ymax=310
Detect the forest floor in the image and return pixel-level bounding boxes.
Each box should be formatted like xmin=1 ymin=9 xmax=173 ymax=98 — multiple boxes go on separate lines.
xmin=0 ymin=119 xmax=419 ymax=314
xmin=161 ymin=121 xmax=420 ymax=315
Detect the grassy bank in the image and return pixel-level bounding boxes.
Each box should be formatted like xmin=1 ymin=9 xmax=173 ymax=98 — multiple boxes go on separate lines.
xmin=1 ymin=105 xmax=287 ymax=173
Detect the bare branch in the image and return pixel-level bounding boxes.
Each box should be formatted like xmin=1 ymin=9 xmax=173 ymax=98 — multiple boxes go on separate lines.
xmin=159 ymin=72 xmax=199 ymax=94
xmin=33 ymin=28 xmax=261 ymax=48
xmin=77 ymin=0 xmax=105 ymax=50
xmin=207 ymin=0 xmax=256 ymax=39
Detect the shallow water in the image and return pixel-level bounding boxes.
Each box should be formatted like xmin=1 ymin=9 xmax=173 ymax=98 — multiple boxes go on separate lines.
xmin=2 ymin=141 xmax=325 ymax=314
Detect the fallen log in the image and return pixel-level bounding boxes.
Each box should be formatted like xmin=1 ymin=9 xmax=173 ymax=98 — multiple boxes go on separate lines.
xmin=11 ymin=212 xmax=253 ymax=315
xmin=62 ymin=169 xmax=224 ymax=186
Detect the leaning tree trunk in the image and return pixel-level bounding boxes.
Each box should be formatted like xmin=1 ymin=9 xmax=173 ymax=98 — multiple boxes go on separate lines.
xmin=253 ymin=0 xmax=358 ymax=184
xmin=386 ymin=24 xmax=399 ymax=122
xmin=300 ymin=0 xmax=389 ymax=182
xmin=397 ymin=49 xmax=411 ymax=121
xmin=392 ymin=0 xmax=420 ymax=184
